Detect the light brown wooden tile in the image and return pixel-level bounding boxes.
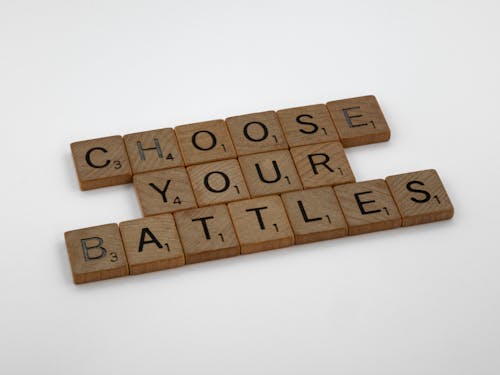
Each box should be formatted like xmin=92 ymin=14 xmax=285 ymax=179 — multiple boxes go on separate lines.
xmin=119 ymin=214 xmax=185 ymax=275
xmin=281 ymin=187 xmax=348 ymax=244
xmin=187 ymin=159 xmax=250 ymax=206
xmin=133 ymin=167 xmax=197 ymax=216
xmin=225 ymin=111 xmax=288 ymax=156
xmin=64 ymin=223 xmax=129 ymax=284
xmin=277 ymin=104 xmax=339 ymax=147
xmin=124 ymin=128 xmax=184 ymax=174
xmin=326 ymin=95 xmax=390 ymax=147
xmin=70 ymin=136 xmax=132 ymax=190
xmin=290 ymin=141 xmax=355 ymax=188
xmin=175 ymin=119 xmax=237 ymax=166
xmin=334 ymin=179 xmax=401 ymax=235
xmin=238 ymin=150 xmax=302 ymax=197
xmin=386 ymin=169 xmax=454 ymax=226
xmin=228 ymin=196 xmax=294 ymax=254
xmin=174 ymin=205 xmax=240 ymax=264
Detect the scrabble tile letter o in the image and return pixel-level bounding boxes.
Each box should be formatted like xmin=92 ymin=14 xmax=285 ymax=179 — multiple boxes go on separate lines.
xmin=226 ymin=111 xmax=288 ymax=156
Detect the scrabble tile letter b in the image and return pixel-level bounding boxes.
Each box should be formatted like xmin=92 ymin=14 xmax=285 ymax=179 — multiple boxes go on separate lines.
xmin=64 ymin=224 xmax=129 ymax=284
xmin=327 ymin=95 xmax=390 ymax=147
xmin=70 ymin=136 xmax=132 ymax=190
xmin=386 ymin=169 xmax=454 ymax=226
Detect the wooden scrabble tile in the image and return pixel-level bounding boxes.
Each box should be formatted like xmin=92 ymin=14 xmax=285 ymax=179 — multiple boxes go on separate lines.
xmin=175 ymin=119 xmax=237 ymax=166
xmin=281 ymin=187 xmax=347 ymax=244
xmin=228 ymin=195 xmax=294 ymax=254
xmin=290 ymin=141 xmax=355 ymax=188
xmin=124 ymin=128 xmax=184 ymax=174
xmin=174 ymin=205 xmax=240 ymax=264
xmin=64 ymin=223 xmax=129 ymax=284
xmin=277 ymin=104 xmax=339 ymax=147
xmin=326 ymin=95 xmax=390 ymax=147
xmin=119 ymin=214 xmax=185 ymax=275
xmin=385 ymin=169 xmax=454 ymax=226
xmin=238 ymin=150 xmax=302 ymax=197
xmin=187 ymin=159 xmax=250 ymax=206
xmin=70 ymin=136 xmax=132 ymax=190
xmin=225 ymin=111 xmax=288 ymax=155
xmin=133 ymin=167 xmax=197 ymax=216
xmin=334 ymin=179 xmax=401 ymax=235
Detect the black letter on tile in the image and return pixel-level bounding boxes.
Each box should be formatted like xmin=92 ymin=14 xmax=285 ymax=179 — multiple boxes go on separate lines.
xmin=245 ymin=206 xmax=268 ymax=230
xmin=342 ymin=107 xmax=368 ymax=128
xmin=192 ymin=216 xmax=215 ymax=240
xmin=137 ymin=138 xmax=163 ymax=160
xmin=243 ymin=122 xmax=269 ymax=142
xmin=81 ymin=237 xmax=107 ymax=261
xmin=192 ymin=130 xmax=217 ymax=151
xmin=85 ymin=147 xmax=110 ymax=168
xmin=255 ymin=161 xmax=281 ymax=183
xmin=297 ymin=114 xmax=319 ymax=134
xmin=297 ymin=200 xmax=322 ymax=222
xmin=149 ymin=180 xmax=171 ymax=202
xmin=406 ymin=180 xmax=431 ymax=203
xmin=354 ymin=191 xmax=381 ymax=215
xmin=307 ymin=153 xmax=334 ymax=175
xmin=204 ymin=171 xmax=230 ymax=193
xmin=138 ymin=227 xmax=163 ymax=252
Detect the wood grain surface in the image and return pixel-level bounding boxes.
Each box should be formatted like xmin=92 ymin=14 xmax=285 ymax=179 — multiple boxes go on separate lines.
xmin=119 ymin=214 xmax=185 ymax=275
xmin=71 ymin=136 xmax=132 ymax=190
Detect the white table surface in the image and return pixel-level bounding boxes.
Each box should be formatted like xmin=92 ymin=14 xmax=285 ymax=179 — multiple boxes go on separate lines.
xmin=1 ymin=1 xmax=499 ymax=374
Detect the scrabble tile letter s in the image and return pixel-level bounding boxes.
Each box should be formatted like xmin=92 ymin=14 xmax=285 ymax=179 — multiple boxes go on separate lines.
xmin=70 ymin=136 xmax=132 ymax=190
xmin=386 ymin=169 xmax=454 ymax=226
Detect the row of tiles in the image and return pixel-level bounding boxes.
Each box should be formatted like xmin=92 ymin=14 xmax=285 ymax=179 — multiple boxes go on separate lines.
xmin=134 ymin=142 xmax=354 ymax=216
xmin=71 ymin=95 xmax=390 ymax=190
xmin=65 ymin=169 xmax=454 ymax=284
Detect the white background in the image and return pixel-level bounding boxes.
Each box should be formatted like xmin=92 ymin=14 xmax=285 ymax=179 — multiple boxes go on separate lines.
xmin=1 ymin=1 xmax=499 ymax=374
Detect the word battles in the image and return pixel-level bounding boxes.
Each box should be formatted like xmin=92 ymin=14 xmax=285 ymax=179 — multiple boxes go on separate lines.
xmin=65 ymin=95 xmax=454 ymax=284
